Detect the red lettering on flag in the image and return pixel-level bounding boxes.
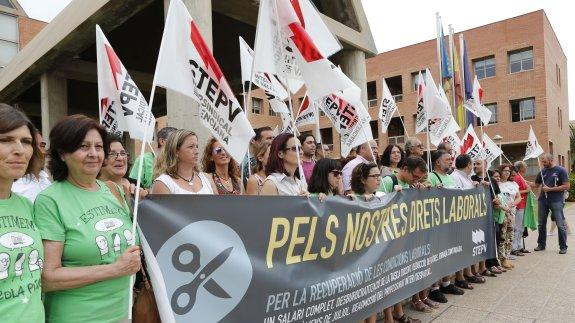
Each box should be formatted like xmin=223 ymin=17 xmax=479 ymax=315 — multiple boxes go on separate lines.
xmin=290 ymin=0 xmax=305 ymax=28
xmin=461 ymin=133 xmax=474 ymax=154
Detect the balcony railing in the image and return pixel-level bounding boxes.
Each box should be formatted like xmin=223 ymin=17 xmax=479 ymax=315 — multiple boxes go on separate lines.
xmin=368 ymin=99 xmax=378 ymax=108
xmin=388 ymin=135 xmax=406 ymax=145
xmin=392 ymin=94 xmax=403 ymax=102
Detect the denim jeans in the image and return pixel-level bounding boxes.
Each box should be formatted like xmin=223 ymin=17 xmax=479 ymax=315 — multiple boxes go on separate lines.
xmin=537 ymin=200 xmax=568 ymax=250
xmin=513 ymin=209 xmax=525 ymax=251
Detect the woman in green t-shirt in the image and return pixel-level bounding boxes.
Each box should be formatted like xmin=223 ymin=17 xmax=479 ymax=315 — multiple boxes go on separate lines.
xmin=0 ymin=104 xmax=45 ymax=322
xmin=34 ymin=115 xmax=141 ymax=323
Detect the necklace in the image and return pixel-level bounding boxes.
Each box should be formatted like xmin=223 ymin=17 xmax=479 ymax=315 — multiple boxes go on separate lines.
xmin=176 ymin=172 xmax=195 ymax=186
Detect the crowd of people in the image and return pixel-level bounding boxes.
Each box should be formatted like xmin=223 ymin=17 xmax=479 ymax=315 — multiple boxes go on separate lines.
xmin=0 ymin=104 xmax=570 ymax=323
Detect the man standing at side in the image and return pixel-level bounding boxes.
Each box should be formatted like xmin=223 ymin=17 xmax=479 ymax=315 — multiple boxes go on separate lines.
xmin=342 ymin=140 xmax=378 ymax=194
xmin=533 ymin=153 xmax=570 ymax=254
xmin=129 ymin=126 xmax=177 ymax=188
xmin=298 ymin=134 xmax=317 ymax=183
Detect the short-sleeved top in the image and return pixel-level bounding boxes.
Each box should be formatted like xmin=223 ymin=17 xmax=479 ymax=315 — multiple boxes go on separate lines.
xmin=0 ymin=193 xmax=45 ymax=323
xmin=264 ymin=173 xmax=307 ymax=196
xmin=34 ymin=180 xmax=135 ymax=323
xmin=450 ymin=169 xmax=474 ymax=189
xmin=514 ymin=175 xmax=528 ymax=209
xmin=535 ymin=166 xmax=569 ymax=202
xmin=129 ymin=151 xmax=155 ymax=189
xmin=11 ymin=170 xmax=52 ymax=203
xmin=379 ymin=175 xmax=410 ymax=193
xmin=154 ymin=173 xmax=214 ymax=194
xmin=301 ymin=159 xmax=316 ymax=184
xmin=499 ymin=181 xmax=519 ymax=208
xmin=428 ymin=171 xmax=456 ymax=188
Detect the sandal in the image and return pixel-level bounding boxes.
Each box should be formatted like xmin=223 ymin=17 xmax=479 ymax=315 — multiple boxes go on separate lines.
xmin=489 ymin=266 xmax=503 ymax=274
xmin=394 ymin=314 xmax=421 ymax=323
xmin=411 ymin=300 xmax=432 ymax=313
xmin=422 ymin=297 xmax=440 ymax=309
xmin=455 ymin=279 xmax=474 ymax=290
xmin=481 ymin=269 xmax=497 ymax=277
xmin=466 ymin=275 xmax=486 ymax=283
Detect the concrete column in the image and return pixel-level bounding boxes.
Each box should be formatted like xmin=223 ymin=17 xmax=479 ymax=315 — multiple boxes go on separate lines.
xmin=338 ymin=49 xmax=368 ymax=108
xmin=40 ymin=73 xmax=68 ymax=140
xmin=164 ymin=0 xmax=212 ymax=147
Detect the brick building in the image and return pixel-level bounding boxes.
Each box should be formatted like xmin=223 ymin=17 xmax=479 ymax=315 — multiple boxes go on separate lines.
xmin=0 ymin=0 xmax=46 ymax=68
xmin=248 ymin=10 xmax=569 ymax=176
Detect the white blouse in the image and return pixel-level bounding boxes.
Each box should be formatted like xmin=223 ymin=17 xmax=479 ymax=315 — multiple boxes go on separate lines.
xmin=153 ymin=173 xmax=214 ymax=195
xmin=264 ymin=173 xmax=307 ymax=196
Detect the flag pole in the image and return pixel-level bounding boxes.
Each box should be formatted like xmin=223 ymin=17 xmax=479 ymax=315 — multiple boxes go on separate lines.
xmin=314 ymin=102 xmax=326 ymax=158
xmin=448 ymin=24 xmax=458 ymax=117
xmin=127 ymin=0 xmax=175 ymax=317
xmin=435 ymin=13 xmax=443 ymax=81
xmin=459 ymin=34 xmax=467 ymax=126
xmin=394 ymin=106 xmax=410 ymax=139
xmin=240 ymin=82 xmax=250 ymax=194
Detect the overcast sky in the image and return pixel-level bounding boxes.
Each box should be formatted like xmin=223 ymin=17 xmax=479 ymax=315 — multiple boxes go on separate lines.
xmin=17 ymin=0 xmax=573 ymax=119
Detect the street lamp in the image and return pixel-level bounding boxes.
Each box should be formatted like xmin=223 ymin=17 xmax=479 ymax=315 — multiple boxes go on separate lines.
xmin=493 ymin=134 xmax=503 ymax=165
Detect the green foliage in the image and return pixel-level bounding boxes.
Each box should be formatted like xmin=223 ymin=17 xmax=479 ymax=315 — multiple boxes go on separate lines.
xmin=567 ymin=173 xmax=575 ymax=202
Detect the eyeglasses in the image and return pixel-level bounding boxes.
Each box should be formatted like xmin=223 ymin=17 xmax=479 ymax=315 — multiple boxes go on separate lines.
xmin=109 ymin=151 xmax=128 ymax=160
xmin=212 ymin=147 xmax=227 ymax=155
xmin=284 ymin=145 xmax=301 ymax=152
xmin=501 ymin=169 xmax=511 ymax=173
xmin=330 ymin=170 xmax=342 ymax=177
xmin=367 ymin=174 xmax=381 ymax=179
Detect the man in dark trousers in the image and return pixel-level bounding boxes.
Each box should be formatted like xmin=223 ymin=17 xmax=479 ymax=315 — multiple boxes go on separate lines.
xmin=533 ymin=153 xmax=570 ymax=254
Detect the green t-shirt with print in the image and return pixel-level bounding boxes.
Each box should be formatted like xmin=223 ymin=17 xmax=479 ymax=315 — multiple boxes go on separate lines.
xmin=428 ymin=171 xmax=457 ymax=188
xmin=34 ymin=180 xmax=136 ymax=323
xmin=129 ymin=151 xmax=155 ymax=188
xmin=379 ymin=175 xmax=410 ymax=193
xmin=0 ymin=193 xmax=45 ymax=323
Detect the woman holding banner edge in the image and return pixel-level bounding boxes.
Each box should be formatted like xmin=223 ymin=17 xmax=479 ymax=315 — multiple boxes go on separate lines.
xmin=34 ymin=115 xmax=141 ymax=323
xmin=0 ymin=104 xmax=45 ymax=322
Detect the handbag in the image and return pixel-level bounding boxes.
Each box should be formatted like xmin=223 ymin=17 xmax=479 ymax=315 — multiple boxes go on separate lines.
xmin=105 ymin=181 xmax=161 ymax=322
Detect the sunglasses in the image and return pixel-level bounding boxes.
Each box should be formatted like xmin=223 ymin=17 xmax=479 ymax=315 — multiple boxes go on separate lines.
xmin=212 ymin=147 xmax=227 ymax=155
xmin=330 ymin=170 xmax=342 ymax=176
xmin=367 ymin=174 xmax=381 ymax=178
xmin=284 ymin=145 xmax=302 ymax=152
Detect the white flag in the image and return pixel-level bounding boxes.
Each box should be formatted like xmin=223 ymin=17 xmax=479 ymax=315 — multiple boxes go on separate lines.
xmin=523 ymin=125 xmax=544 ymax=160
xmin=423 ymin=70 xmax=459 ymax=146
xmin=482 ymin=133 xmax=503 ymax=166
xmin=415 ymin=71 xmax=426 ymax=133
xmin=460 ymin=124 xmax=483 ymax=160
xmin=429 ymin=115 xmax=460 ymax=147
xmin=379 ymin=78 xmax=398 ymax=133
xmin=280 ymin=112 xmax=295 ymax=134
xmin=464 ymin=75 xmax=492 ymax=125
xmin=294 ymin=96 xmax=317 ymax=128
xmin=154 ymin=0 xmax=254 ymax=162
xmin=443 ymin=133 xmax=462 ymax=161
xmin=96 ymin=25 xmax=155 ymax=141
xmin=317 ymin=86 xmax=373 ymax=157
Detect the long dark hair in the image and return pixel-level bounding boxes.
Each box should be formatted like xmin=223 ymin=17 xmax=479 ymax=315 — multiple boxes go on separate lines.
xmin=308 ymin=158 xmax=341 ymax=195
xmin=48 ymin=115 xmax=109 ymax=181
xmin=380 ymin=144 xmax=405 ymax=167
xmin=266 ymin=133 xmax=300 ymax=178
xmin=0 ymin=103 xmax=41 ymax=175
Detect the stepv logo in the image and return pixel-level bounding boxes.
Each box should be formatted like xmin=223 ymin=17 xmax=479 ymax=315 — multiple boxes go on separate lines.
xmin=157 ymin=221 xmax=253 ymax=322
xmin=472 ymin=229 xmax=487 ymax=256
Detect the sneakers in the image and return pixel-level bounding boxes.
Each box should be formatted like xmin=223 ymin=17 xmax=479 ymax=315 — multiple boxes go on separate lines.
xmin=534 ymin=246 xmax=545 ymax=251
xmin=520 ymin=248 xmax=531 ymax=253
xmin=559 ymin=249 xmax=567 ymax=254
xmin=428 ymin=289 xmax=448 ymax=303
xmin=440 ymin=283 xmax=465 ymax=295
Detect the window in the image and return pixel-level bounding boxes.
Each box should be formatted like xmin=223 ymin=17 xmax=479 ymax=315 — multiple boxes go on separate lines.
xmin=268 ymin=102 xmax=277 ymax=116
xmin=385 ymin=75 xmax=403 ymax=102
xmin=510 ymin=98 xmax=535 ymax=122
xmin=476 ymin=103 xmax=497 ymax=125
xmin=411 ymin=70 xmax=426 ymax=91
xmin=251 ymin=98 xmax=262 ymax=114
xmin=320 ymin=128 xmax=333 ymax=145
xmin=556 ymin=64 xmax=561 ymax=87
xmin=388 ymin=117 xmax=405 ymax=137
xmin=367 ymin=81 xmax=377 ymax=107
xmin=508 ymin=48 xmax=533 ymax=73
xmin=0 ymin=0 xmax=16 ymax=8
xmin=370 ymin=120 xmax=378 ymax=138
xmin=473 ymin=56 xmax=495 ymax=79
xmin=0 ymin=13 xmax=19 ymax=68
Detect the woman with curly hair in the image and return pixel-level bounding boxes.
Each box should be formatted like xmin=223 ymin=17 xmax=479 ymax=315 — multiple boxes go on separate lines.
xmin=202 ymin=137 xmax=241 ymax=195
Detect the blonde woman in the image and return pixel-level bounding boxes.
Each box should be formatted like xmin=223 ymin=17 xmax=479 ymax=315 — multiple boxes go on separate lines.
xmin=151 ymin=129 xmax=216 ymax=195
xmin=245 ymin=141 xmax=270 ymax=195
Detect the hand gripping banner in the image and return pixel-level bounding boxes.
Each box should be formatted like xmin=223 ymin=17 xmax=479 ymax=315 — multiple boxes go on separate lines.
xmin=138 ymin=187 xmax=495 ymax=322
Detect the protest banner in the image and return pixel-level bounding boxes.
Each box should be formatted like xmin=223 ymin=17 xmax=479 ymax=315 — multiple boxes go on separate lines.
xmin=138 ymin=187 xmax=495 ymax=322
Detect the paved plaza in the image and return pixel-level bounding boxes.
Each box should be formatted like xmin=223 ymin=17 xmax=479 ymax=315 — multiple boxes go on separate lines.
xmin=404 ymin=203 xmax=575 ymax=323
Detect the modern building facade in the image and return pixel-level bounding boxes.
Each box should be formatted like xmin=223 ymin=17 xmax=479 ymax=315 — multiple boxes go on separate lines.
xmin=0 ymin=0 xmax=45 ymax=69
xmin=258 ymin=10 xmax=567 ymax=175
xmin=0 ymin=0 xmax=376 ymax=154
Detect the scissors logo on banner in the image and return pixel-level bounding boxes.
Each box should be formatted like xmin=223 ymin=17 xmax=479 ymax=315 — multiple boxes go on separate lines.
xmin=171 ymin=243 xmax=233 ymax=315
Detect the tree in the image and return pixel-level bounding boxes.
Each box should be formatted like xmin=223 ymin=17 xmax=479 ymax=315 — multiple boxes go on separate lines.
xmin=570 ymin=124 xmax=575 ymax=172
